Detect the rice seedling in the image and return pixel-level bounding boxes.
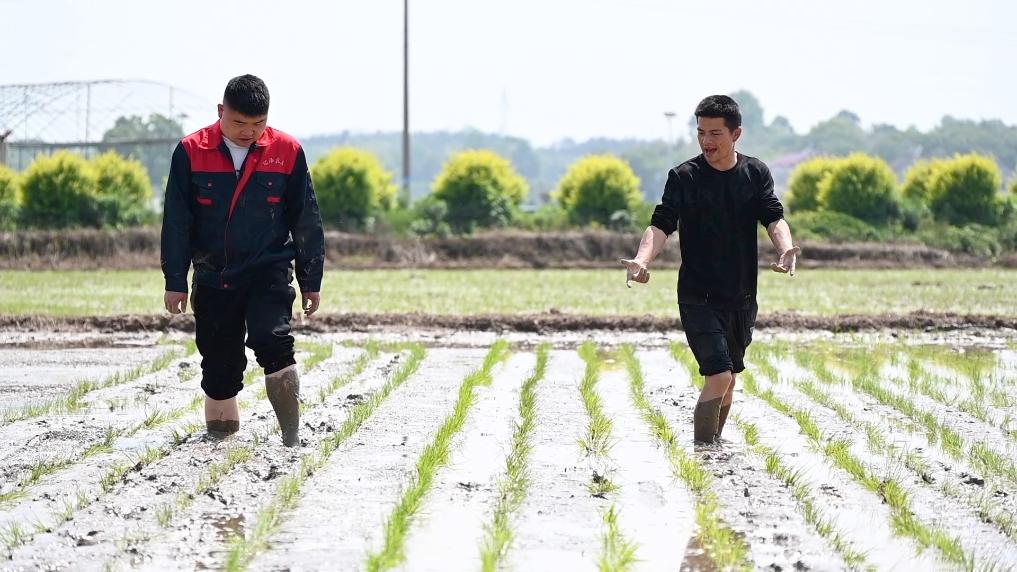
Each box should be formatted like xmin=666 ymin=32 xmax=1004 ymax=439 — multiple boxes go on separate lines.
xmin=479 ymin=343 xmax=549 ymax=572
xmin=597 ymin=505 xmax=639 ymax=572
xmin=577 ymin=341 xmax=615 ymax=458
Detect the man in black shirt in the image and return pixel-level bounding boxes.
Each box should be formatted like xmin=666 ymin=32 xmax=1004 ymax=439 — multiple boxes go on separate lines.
xmin=621 ymin=95 xmax=799 ymax=443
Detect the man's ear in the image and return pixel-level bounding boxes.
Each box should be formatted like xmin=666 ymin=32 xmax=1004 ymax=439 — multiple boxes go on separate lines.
xmin=217 ymin=104 xmax=224 ymax=119
xmin=732 ymin=126 xmax=742 ymax=143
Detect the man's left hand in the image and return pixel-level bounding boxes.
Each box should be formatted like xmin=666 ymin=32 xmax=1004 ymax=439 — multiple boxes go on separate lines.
xmin=770 ymin=246 xmax=801 ymax=276
xmin=301 ymin=291 xmax=321 ymax=316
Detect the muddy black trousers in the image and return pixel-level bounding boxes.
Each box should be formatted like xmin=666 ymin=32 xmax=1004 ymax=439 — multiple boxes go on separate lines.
xmin=190 ymin=265 xmax=297 ymax=400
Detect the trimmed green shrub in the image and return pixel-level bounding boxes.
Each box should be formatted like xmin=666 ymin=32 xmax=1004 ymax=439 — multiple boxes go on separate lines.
xmin=555 ymin=155 xmax=643 ymax=226
xmin=817 ymin=153 xmax=900 ymax=225
xmin=787 ymin=210 xmax=883 ymax=242
xmin=901 ymin=159 xmax=937 ymax=203
xmin=432 ymin=150 xmax=529 ymax=233
xmin=19 ymin=152 xmax=99 ymax=228
xmin=917 ymin=223 xmax=1001 ymax=258
xmin=926 ymin=153 xmax=1003 ymax=226
xmin=0 ymin=165 xmax=20 ymax=230
xmin=91 ymin=151 xmax=154 ymax=227
xmin=786 ymin=156 xmax=842 ymax=213
xmin=313 ymin=147 xmax=399 ymax=230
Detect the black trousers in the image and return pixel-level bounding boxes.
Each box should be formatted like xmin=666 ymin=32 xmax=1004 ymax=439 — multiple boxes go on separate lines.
xmin=679 ymin=301 xmax=758 ymax=377
xmin=190 ymin=265 xmax=297 ymax=400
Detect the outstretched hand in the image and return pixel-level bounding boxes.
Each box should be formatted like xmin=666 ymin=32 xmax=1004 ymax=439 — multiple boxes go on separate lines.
xmin=770 ymin=246 xmax=801 ymax=276
xmin=619 ymin=258 xmax=649 ymax=288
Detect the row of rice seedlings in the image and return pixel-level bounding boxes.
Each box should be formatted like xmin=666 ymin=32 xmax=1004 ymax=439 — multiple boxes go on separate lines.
xmin=577 ymin=343 xmax=638 ymax=571
xmin=621 ymin=345 xmax=751 ymax=571
xmin=153 ymin=343 xmax=382 ymax=531
xmin=221 ymin=344 xmax=428 ymax=572
xmin=1 ymin=344 xmax=194 ymax=425
xmin=737 ymin=368 xmax=982 ymax=571
xmin=824 ymin=353 xmax=1017 ymax=488
xmin=577 ymin=342 xmax=615 ymax=460
xmin=598 ymin=505 xmax=640 ymax=572
xmin=901 ymin=355 xmax=1017 ymax=443
xmin=1 ymin=347 xmax=310 ymax=555
xmin=793 ymin=373 xmax=1017 ymax=541
xmin=479 ymin=343 xmax=550 ymax=572
xmin=733 ymin=415 xmax=870 ymax=569
xmin=577 ymin=342 xmax=619 ymax=499
xmin=364 ymin=341 xmax=511 ymax=572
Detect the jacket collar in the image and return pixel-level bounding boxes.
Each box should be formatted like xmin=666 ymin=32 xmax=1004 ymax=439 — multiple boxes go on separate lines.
xmin=196 ymin=121 xmax=277 ymax=151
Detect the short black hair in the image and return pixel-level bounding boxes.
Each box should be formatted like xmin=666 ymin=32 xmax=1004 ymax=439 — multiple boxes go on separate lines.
xmin=695 ymin=95 xmax=741 ymax=131
xmin=223 ymin=74 xmax=270 ymax=117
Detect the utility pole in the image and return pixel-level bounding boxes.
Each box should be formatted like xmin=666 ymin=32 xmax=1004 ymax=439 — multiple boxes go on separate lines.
xmin=401 ymin=0 xmax=411 ymax=205
xmin=663 ymin=111 xmax=676 ymax=147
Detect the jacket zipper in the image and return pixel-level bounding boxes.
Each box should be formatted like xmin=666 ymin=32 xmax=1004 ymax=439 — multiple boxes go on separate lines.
xmin=221 ymin=144 xmax=255 ymax=289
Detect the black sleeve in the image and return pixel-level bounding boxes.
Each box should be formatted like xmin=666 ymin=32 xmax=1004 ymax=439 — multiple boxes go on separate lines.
xmin=160 ymin=143 xmax=193 ymax=293
xmin=756 ymin=163 xmax=784 ymax=227
xmin=285 ymin=147 xmax=325 ymax=292
xmin=650 ymin=168 xmax=681 ymax=235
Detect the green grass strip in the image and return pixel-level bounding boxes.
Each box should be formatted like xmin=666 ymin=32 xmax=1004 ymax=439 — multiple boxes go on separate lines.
xmin=479 ymin=343 xmax=549 ymax=572
xmin=364 ymin=340 xmax=511 ymax=571
xmin=737 ymin=366 xmax=982 ymax=571
xmin=620 ymin=344 xmax=751 ymax=571
xmin=222 ymin=343 xmax=428 ymax=572
xmin=733 ymin=416 xmax=871 ymax=570
xmin=1 ymin=344 xmax=194 ymax=425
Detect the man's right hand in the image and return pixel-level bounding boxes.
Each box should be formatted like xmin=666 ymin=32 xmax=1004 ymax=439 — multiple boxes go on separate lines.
xmin=165 ymin=291 xmax=188 ymax=314
xmin=619 ymin=259 xmax=650 ymax=288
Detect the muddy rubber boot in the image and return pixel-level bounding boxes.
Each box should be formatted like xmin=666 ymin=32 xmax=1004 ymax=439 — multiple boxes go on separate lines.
xmin=717 ymin=403 xmax=731 ymax=438
xmin=266 ymin=365 xmax=301 ymax=447
xmin=693 ymin=398 xmax=722 ymax=444
xmin=205 ymin=396 xmax=240 ymax=438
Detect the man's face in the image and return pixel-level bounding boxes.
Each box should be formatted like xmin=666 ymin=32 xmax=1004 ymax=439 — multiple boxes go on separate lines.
xmin=218 ymin=103 xmax=268 ymax=146
xmin=697 ymin=116 xmax=741 ymax=164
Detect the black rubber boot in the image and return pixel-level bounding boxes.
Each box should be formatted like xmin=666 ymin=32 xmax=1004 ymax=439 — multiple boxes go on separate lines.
xmin=266 ymin=365 xmax=301 ymax=447
xmin=717 ymin=404 xmax=731 ymax=438
xmin=694 ymin=398 xmax=722 ymax=444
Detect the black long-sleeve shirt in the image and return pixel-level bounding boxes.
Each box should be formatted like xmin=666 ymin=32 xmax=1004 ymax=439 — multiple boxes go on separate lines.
xmin=650 ymin=153 xmax=784 ymax=309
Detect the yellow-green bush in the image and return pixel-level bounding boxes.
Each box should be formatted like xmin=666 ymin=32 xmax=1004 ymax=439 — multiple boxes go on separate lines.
xmin=19 ymin=152 xmax=100 ymax=228
xmin=786 ymin=156 xmax=842 ymax=213
xmin=91 ymin=151 xmax=153 ymax=227
xmin=0 ymin=165 xmax=19 ymax=230
xmin=313 ymin=147 xmax=398 ymax=230
xmin=555 ymin=155 xmax=643 ymax=227
xmin=817 ymin=153 xmax=900 ymax=225
xmin=432 ymin=150 xmax=528 ymax=233
xmin=901 ymin=159 xmax=937 ymax=203
xmin=925 ymin=153 xmax=1003 ymax=226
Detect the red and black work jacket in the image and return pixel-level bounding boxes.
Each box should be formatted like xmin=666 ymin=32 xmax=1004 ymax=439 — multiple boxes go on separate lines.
xmin=160 ymin=122 xmax=324 ymax=293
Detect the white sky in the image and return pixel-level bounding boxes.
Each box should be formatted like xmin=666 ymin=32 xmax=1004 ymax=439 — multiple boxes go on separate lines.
xmin=4 ymin=0 xmax=1015 ymax=145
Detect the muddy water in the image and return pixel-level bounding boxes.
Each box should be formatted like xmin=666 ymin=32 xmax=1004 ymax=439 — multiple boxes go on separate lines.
xmin=2 ymin=347 xmax=365 ymax=571
xmin=596 ymin=359 xmax=699 ymax=570
xmin=3 ymin=331 xmax=1017 ymax=571
xmin=250 ymin=348 xmax=482 ymax=571
xmin=508 ymin=350 xmax=608 ymax=570
xmin=396 ymin=353 xmax=532 ymax=571
xmin=638 ymin=351 xmax=850 ymax=571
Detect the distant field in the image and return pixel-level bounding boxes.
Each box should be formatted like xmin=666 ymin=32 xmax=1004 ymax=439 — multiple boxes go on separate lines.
xmin=0 ymin=268 xmax=1013 ymax=317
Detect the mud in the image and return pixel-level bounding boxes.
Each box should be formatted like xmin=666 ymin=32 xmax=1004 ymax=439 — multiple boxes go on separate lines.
xmin=1 ymin=331 xmax=1016 ymax=570
xmin=4 ymin=309 xmax=1017 ymax=337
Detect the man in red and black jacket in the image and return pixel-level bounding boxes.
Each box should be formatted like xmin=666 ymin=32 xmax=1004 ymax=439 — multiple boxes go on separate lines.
xmin=161 ymin=74 xmax=324 ymax=447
